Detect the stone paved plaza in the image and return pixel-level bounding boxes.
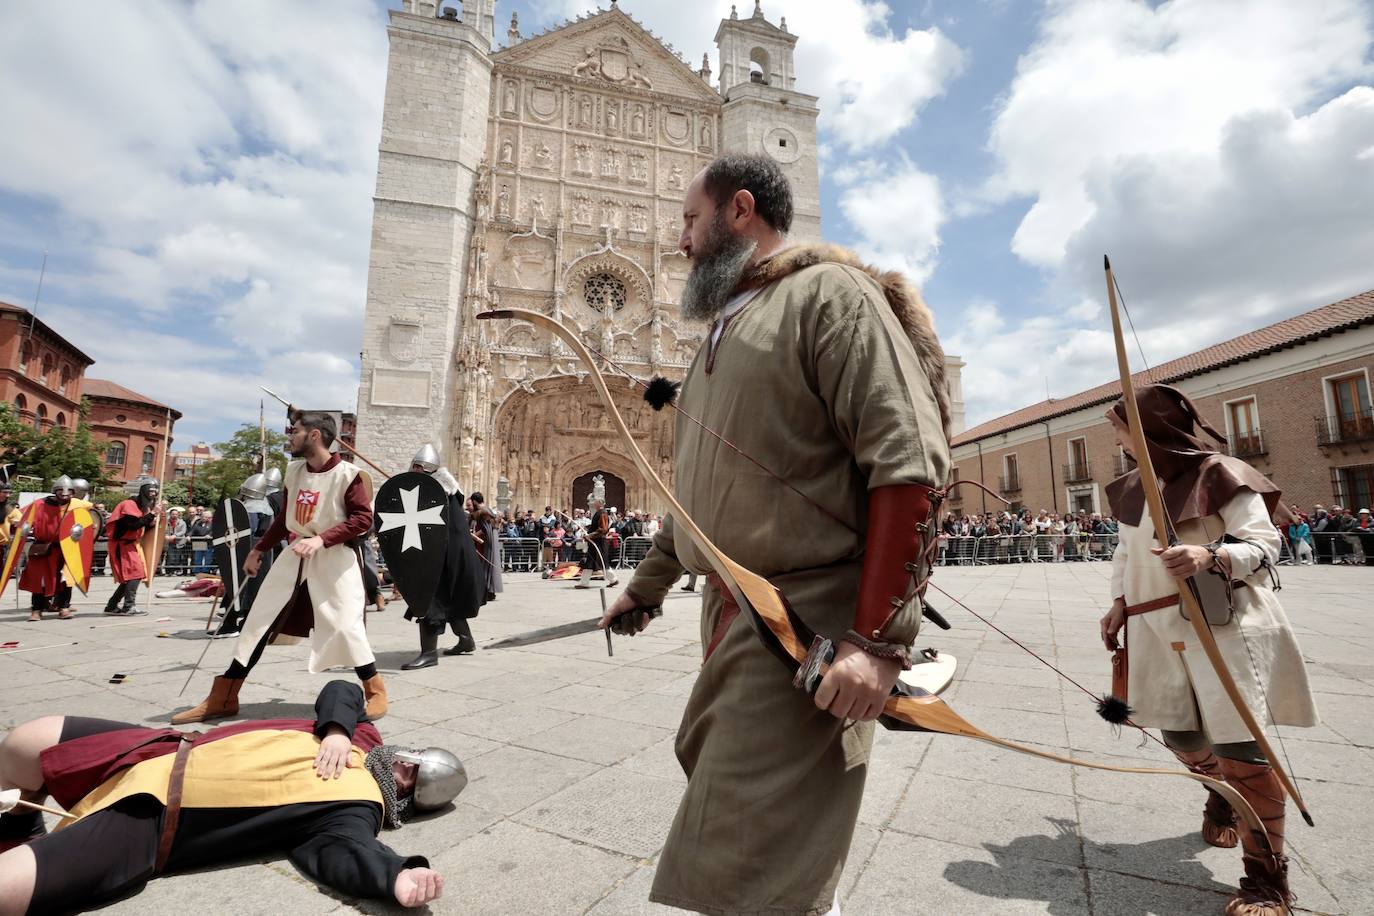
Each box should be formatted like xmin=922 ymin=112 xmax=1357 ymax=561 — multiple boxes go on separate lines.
xmin=1 ymin=562 xmax=1368 ymax=915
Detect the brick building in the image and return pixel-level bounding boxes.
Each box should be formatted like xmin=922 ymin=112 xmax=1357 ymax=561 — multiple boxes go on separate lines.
xmin=83 ymin=379 xmax=182 ymax=485
xmin=171 ymin=442 xmax=216 ymax=481
xmin=0 ymin=302 xmax=94 ymax=433
xmin=949 ymin=289 xmax=1374 ymax=519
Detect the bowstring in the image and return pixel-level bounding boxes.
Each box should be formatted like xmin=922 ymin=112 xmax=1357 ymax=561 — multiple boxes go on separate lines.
xmin=1113 ymin=270 xmax=1152 ymax=381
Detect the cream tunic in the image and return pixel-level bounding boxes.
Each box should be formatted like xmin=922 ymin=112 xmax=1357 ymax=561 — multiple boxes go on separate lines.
xmin=1112 ymin=489 xmax=1319 ymax=743
xmin=234 ymin=459 xmax=375 ymax=674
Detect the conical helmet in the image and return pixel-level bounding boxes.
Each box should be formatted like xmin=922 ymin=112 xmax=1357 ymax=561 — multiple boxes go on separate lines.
xmin=71 ymin=478 xmax=90 ymax=499
xmin=239 ymin=473 xmax=269 ymax=500
xmin=394 ymin=747 xmax=467 ymax=810
xmin=51 ymin=475 xmax=74 ymax=497
xmin=411 ymin=443 xmax=441 ymax=473
xmin=264 ymin=467 xmax=284 ymax=494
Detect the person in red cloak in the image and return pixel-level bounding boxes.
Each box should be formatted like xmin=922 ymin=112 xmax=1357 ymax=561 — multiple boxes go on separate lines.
xmin=18 ymin=477 xmax=76 ymax=622
xmin=102 ymin=479 xmax=161 ymax=616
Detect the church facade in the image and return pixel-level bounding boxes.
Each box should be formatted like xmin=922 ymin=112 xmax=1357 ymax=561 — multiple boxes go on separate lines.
xmin=354 ymin=0 xmax=963 ymax=512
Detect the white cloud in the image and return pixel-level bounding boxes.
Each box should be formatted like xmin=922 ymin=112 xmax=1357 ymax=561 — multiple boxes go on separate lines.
xmin=835 ymin=156 xmax=946 ymax=282
xmin=0 ymin=0 xmax=386 ymax=444
xmin=950 ymin=0 xmax=1374 ymax=427
xmin=987 ymin=0 xmax=1373 ymax=267
xmin=538 ymin=0 xmax=965 ymax=152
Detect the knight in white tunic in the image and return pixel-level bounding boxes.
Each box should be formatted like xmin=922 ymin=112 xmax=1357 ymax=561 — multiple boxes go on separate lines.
xmin=1099 ymin=385 xmax=1317 ymax=916
xmin=170 ymin=411 xmax=388 ymax=724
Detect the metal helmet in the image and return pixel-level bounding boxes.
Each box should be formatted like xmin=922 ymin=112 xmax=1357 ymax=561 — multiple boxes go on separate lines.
xmin=394 ymin=747 xmax=467 ymax=811
xmin=239 ymin=473 xmax=269 ymax=500
xmin=51 ymin=475 xmax=74 ymax=497
xmin=411 ymin=443 xmax=441 ymax=474
xmin=71 ymin=478 xmax=90 ymax=499
xmin=264 ymin=467 xmax=284 ymax=494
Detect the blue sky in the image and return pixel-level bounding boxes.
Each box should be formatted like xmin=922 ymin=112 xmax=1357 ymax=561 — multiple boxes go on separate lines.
xmin=1 ymin=0 xmax=1371 ymax=452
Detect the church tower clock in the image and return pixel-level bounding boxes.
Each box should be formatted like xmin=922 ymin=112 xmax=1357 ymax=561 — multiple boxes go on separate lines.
xmin=715 ymin=2 xmax=821 ymax=242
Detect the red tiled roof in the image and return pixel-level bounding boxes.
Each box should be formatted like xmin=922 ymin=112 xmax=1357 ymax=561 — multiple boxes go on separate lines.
xmin=82 ymin=378 xmax=182 ymax=419
xmin=952 ymin=288 xmax=1374 ymax=447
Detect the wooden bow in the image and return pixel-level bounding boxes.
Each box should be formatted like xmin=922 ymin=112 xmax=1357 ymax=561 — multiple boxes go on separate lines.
xmin=477 ymin=306 xmax=1273 ymax=839
xmin=1104 ymin=256 xmax=1313 ymax=827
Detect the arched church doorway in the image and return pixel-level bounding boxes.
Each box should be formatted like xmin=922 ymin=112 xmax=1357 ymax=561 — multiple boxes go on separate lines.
xmin=572 ymin=470 xmax=625 ymax=512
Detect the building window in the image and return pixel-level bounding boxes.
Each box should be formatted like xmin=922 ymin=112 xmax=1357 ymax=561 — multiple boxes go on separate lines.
xmin=106 ymin=442 xmax=126 ymax=466
xmin=1328 ymin=374 xmax=1373 ymax=443
xmin=40 ymin=354 xmax=52 ymax=383
xmin=141 ymin=445 xmax=156 ymax=474
xmin=34 ymin=404 xmax=46 ymax=430
xmin=13 ymin=394 xmax=26 ymax=413
xmin=1226 ymin=398 xmax=1264 ymax=457
xmin=1001 ymin=454 xmax=1020 ymax=494
xmin=583 ymin=274 xmax=626 ymax=313
xmin=1332 ymin=464 xmax=1374 ymax=513
xmin=1065 ymin=437 xmax=1091 ymax=482
xmin=55 ymin=412 xmax=65 ymax=428
xmin=749 ymin=47 xmax=770 ymax=84
xmin=59 ymin=367 xmax=71 ymax=396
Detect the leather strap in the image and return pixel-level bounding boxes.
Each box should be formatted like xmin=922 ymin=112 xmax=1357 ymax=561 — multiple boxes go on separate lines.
xmin=1124 ymin=595 xmax=1179 ymax=617
xmin=155 ymin=737 xmax=193 ymax=875
xmin=703 ymin=573 xmax=741 ymax=662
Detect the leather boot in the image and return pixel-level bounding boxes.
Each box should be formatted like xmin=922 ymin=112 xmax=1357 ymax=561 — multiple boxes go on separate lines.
xmin=172 ymin=676 xmax=242 ymax=725
xmin=1171 ymin=746 xmax=1239 ymax=848
xmin=401 ymin=626 xmax=439 ymax=670
xmin=1219 ymin=757 xmax=1291 ymax=916
xmin=444 ymin=633 xmax=477 ymax=656
xmin=362 ymin=674 xmax=388 ymax=720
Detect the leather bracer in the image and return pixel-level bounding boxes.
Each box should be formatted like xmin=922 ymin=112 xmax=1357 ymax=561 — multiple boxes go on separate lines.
xmin=852 ymin=483 xmax=943 ymax=647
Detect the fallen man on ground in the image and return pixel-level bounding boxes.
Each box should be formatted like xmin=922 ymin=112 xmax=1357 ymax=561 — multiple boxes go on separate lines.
xmin=0 ymin=680 xmax=464 ymax=913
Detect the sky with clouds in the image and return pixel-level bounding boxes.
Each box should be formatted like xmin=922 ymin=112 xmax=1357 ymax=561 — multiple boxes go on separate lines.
xmin=1 ymin=0 xmax=1371 ymax=450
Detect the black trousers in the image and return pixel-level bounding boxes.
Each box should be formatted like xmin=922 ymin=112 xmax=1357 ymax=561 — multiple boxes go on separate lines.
xmin=107 ymin=579 xmax=141 ymax=609
xmin=31 ymin=587 xmax=73 ymax=611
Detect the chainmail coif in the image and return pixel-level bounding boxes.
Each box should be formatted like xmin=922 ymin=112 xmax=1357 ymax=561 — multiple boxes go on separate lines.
xmin=364 ymin=744 xmax=416 ymax=829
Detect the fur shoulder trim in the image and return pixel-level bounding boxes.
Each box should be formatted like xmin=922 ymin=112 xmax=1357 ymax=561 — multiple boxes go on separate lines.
xmin=433 ymin=467 xmax=461 ymax=496
xmin=739 ymin=244 xmax=951 ymax=437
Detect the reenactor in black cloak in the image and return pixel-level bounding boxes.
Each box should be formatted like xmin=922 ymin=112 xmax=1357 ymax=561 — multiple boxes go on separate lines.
xmin=400 ymin=444 xmax=487 ymax=670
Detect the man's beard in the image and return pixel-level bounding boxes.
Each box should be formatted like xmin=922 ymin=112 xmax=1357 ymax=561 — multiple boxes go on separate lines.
xmin=680 ymin=211 xmax=757 ymax=322
xmin=288 ymin=442 xmax=308 ymax=458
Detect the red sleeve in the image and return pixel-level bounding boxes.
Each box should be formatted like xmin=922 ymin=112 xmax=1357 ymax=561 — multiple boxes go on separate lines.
xmin=253 ymin=507 xmax=289 ymax=553
xmin=319 ymin=474 xmax=373 ymax=549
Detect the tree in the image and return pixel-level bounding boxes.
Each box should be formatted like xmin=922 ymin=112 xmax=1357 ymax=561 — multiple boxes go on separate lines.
xmin=197 ymin=424 xmax=290 ymax=501
xmin=0 ymin=401 xmax=108 ymax=491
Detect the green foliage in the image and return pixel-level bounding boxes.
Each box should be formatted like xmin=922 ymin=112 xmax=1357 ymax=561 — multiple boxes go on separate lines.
xmin=196 ymin=424 xmax=289 ymax=502
xmin=0 ymin=403 xmax=108 ymax=491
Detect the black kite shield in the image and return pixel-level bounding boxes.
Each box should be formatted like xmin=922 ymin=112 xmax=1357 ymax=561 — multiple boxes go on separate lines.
xmin=375 ymin=471 xmax=449 ymax=615
xmin=212 ymin=497 xmax=253 ymax=616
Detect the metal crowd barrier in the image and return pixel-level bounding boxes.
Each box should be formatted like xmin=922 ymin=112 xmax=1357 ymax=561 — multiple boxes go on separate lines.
xmin=937 ymin=533 xmax=1120 ymax=566
xmin=499 ymin=537 xmax=543 ymax=572
xmin=1305 ymin=530 xmax=1374 ymax=566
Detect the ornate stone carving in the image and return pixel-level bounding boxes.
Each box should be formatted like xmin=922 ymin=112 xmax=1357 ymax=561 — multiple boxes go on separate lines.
xmin=499 ymin=137 xmax=515 ymax=167
xmin=501 ymin=80 xmax=519 ymax=116
xmin=387 ymin=316 xmax=423 ymax=363
xmin=573 ymin=143 xmax=593 ymax=175
xmin=571 ymin=193 xmax=593 ymax=225
xmin=599 ymin=147 xmax=620 ymax=180
xmin=667 ymin=163 xmax=685 ymax=190
xmin=531 ymin=141 xmax=553 ymax=170
xmin=627 ymin=151 xmax=648 ymax=183
xmin=496 ymin=184 xmax=512 ymax=219
xmin=605 ymin=102 xmax=619 ymax=134
xmin=628 ymin=204 xmax=648 ymax=234
xmin=630 ymin=104 xmax=646 ymax=136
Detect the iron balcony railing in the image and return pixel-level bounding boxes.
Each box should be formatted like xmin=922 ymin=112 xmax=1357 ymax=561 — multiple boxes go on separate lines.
xmin=1315 ymin=411 xmax=1374 ymax=447
xmin=1227 ymin=430 xmax=1267 ymax=458
xmin=998 ymin=474 xmax=1021 ymax=494
xmin=1062 ymin=462 xmax=1093 ymax=484
xmin=1113 ymin=454 xmax=1136 ymax=477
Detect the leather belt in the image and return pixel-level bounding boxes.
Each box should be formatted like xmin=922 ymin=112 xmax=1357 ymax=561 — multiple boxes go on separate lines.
xmin=154 ymin=737 xmax=193 ymax=875
xmin=1124 ymin=595 xmax=1179 ymax=617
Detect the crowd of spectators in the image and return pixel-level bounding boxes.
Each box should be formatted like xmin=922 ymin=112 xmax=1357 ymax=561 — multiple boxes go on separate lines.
xmin=1283 ymin=503 xmax=1373 ymax=566
xmin=939 ymin=509 xmax=1120 ymax=564
xmin=489 ymin=505 xmax=664 ymax=571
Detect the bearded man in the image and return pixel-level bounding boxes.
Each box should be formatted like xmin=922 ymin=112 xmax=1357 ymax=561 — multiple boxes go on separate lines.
xmin=0 ymin=680 xmax=457 ymax=912
xmin=170 ymin=411 xmax=386 ymax=725
xmin=600 ymin=154 xmax=952 ymax=915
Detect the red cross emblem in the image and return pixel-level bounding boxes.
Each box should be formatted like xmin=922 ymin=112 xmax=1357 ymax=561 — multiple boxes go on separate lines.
xmin=295 ymin=489 xmax=321 ymax=526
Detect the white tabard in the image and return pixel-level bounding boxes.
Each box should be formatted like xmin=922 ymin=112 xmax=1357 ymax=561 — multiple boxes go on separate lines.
xmin=234 ymin=459 xmax=375 ymax=673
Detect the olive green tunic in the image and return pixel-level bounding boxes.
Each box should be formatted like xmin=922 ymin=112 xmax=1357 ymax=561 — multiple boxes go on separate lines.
xmin=628 ymin=260 xmax=950 ymax=915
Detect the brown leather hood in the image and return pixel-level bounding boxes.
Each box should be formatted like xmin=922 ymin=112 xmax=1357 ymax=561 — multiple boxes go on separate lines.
xmin=736 ymin=243 xmax=952 ymax=438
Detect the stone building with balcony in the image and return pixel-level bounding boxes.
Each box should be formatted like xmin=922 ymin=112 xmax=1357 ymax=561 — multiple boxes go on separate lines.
xmin=0 ymin=302 xmax=94 ymax=434
xmin=949 ymin=288 xmax=1374 ymax=519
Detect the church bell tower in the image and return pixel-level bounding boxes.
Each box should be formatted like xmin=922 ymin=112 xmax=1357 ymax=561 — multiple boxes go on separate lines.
xmin=353 ymin=0 xmax=496 ymax=473
xmin=715 ymin=1 xmax=820 ymax=242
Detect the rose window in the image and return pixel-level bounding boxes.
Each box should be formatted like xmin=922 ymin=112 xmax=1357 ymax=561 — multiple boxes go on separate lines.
xmin=584 ymin=274 xmax=626 ymax=313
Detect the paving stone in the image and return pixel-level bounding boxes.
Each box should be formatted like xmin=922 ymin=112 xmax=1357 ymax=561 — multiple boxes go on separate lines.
xmin=459 ymin=743 xmax=599 ymax=816
xmin=513 ymin=766 xmax=682 ymax=857
xmin=516 ymin=712 xmax=673 ymax=766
